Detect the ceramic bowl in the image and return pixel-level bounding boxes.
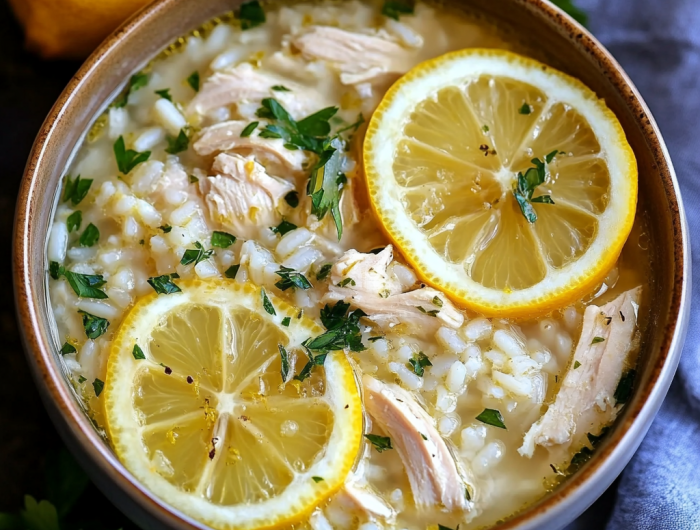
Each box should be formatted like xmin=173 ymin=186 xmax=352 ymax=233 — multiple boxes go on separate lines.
xmin=13 ymin=0 xmax=690 ymax=529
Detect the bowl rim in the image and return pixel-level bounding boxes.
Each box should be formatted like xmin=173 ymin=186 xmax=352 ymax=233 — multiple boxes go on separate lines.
xmin=12 ymin=0 xmax=691 ymax=529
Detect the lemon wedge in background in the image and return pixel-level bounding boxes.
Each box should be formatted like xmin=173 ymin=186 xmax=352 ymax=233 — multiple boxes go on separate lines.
xmin=364 ymin=49 xmax=637 ymax=318
xmin=104 ymin=280 xmax=363 ymax=530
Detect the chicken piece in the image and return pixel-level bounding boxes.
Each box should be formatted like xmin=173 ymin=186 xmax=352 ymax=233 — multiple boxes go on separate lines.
xmin=291 ymin=26 xmax=413 ymax=85
xmin=193 ymin=120 xmax=308 ymax=174
xmin=324 ymin=247 xmax=464 ymax=331
xmin=337 ymin=480 xmax=396 ymax=522
xmin=187 ymin=63 xmax=329 ymax=119
xmin=363 ymin=375 xmax=472 ymax=512
xmin=198 ymin=153 xmax=294 ymax=239
xmin=519 ymin=287 xmax=642 ymax=458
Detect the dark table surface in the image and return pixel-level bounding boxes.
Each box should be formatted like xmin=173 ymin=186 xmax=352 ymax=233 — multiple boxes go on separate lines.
xmin=0 ymin=1 xmax=617 ymax=527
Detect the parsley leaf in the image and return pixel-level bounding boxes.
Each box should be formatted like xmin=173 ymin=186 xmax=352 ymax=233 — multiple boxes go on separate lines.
xmin=365 ymin=433 xmax=393 ymax=453
xmin=316 ymin=263 xmax=332 ymax=281
xmin=159 ymin=224 xmax=172 ymax=233
xmin=78 ymin=223 xmax=99 ymax=247
xmin=311 ymin=476 xmax=324 ymax=483
xmin=78 ymin=310 xmax=109 ymax=339
xmin=113 ymin=135 xmax=151 ymax=174
xmin=281 ymin=317 xmax=291 ymax=327
xmin=591 ymin=336 xmax=605 ymax=344
xmin=568 ymin=446 xmax=594 ymax=471
xmin=20 ymin=495 xmax=60 ymax=530
xmin=92 ymin=378 xmax=104 ymax=397
xmin=66 ymin=211 xmax=82 ymax=232
xmin=186 ymin=71 xmax=200 ymax=92
xmin=113 ymin=72 xmax=148 ymax=108
xmin=284 ymin=191 xmax=299 ymax=208
xmin=147 ymin=274 xmax=182 ymax=295
xmin=154 ymin=88 xmax=172 ymax=101
xmin=337 ymin=278 xmax=356 ymax=288
xmin=211 ymin=231 xmax=236 ymax=248
xmin=614 ymin=369 xmax=636 ymax=405
xmin=275 ymin=266 xmax=313 ymax=291
xmin=476 ymin=408 xmax=507 ymax=429
xmin=587 ymin=427 xmax=610 ymax=447
xmin=165 ymin=128 xmax=189 ymax=154
xmin=271 ymin=219 xmax=297 ymax=236
xmin=513 ymin=155 xmax=556 ymax=223
xmin=550 ymin=0 xmax=588 ymax=26
xmin=279 ymin=344 xmax=290 ymax=382
xmin=237 ymin=0 xmax=266 ymax=30
xmin=60 ymin=342 xmax=76 ymax=355
xmin=574 ymin=360 xmax=582 ymax=369
xmin=49 ymin=261 xmax=63 ymax=280
xmin=381 ymin=0 xmax=415 ymax=20
xmin=308 ymin=138 xmax=345 ymax=240
xmin=271 ymin=85 xmax=291 ymax=92
xmin=180 ymin=241 xmax=213 ymax=266
xmin=225 ymin=264 xmax=240 ymax=279
xmin=132 ymin=344 xmax=146 ymax=360
xmin=241 ymin=121 xmax=259 ymax=137
xmin=336 ymin=113 xmax=365 ymax=135
xmin=416 ymin=305 xmax=439 ymax=317
xmin=438 ymin=526 xmax=455 ymax=530
xmin=261 ymin=288 xmax=276 ymax=315
xmin=189 ymin=174 xmax=199 ymax=184
xmin=519 ymin=102 xmax=532 ymax=115
xmin=407 ymin=351 xmax=432 ymax=377
xmin=63 ymin=270 xmax=108 ymax=299
xmin=432 ymin=296 xmax=443 ymax=307
xmin=62 ymin=175 xmax=93 ymax=206
xmin=305 ymin=302 xmax=366 ymax=354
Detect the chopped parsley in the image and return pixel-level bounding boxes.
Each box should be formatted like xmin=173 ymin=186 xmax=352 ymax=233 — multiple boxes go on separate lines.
xmin=67 ymin=211 xmax=82 ymax=232
xmin=225 ymin=264 xmax=240 ymax=279
xmin=49 ymin=261 xmax=62 ymax=280
xmin=368 ymin=336 xmax=385 ymax=342
xmin=381 ymin=0 xmax=415 ymax=20
xmin=568 ymin=446 xmax=594 ymax=471
xmin=78 ymin=375 xmax=87 ymax=383
xmin=437 ymin=525 xmax=455 ymax=530
xmin=189 ymin=174 xmax=199 ymax=184
xmin=79 ymin=310 xmax=109 ymax=339
xmin=113 ymin=72 xmax=148 ymax=108
xmin=482 ymin=124 xmax=490 ymax=133
xmin=92 ymin=378 xmax=105 ymax=397
xmin=211 ymin=231 xmax=236 ymax=248
xmin=165 ymin=128 xmax=189 ymax=154
xmin=281 ymin=317 xmax=291 ymax=327
xmin=186 ymin=71 xmax=200 ymax=92
xmin=337 ymin=278 xmax=356 ymax=288
xmin=113 ymin=136 xmax=150 ymax=174
xmin=416 ymin=306 xmax=439 ymax=317
xmin=304 ymin=301 xmax=366 ymax=354
xmin=336 ymin=113 xmax=365 ymax=135
xmin=275 ymin=266 xmax=312 ymax=291
xmin=294 ymin=347 xmax=327 ymax=382
xmin=279 ymin=344 xmax=290 ymax=382
xmin=240 ymin=121 xmax=259 ymax=137
xmin=432 ymin=296 xmax=443 ymax=307
xmin=308 ymin=138 xmax=345 ymax=240
xmin=284 ymin=191 xmax=299 ymax=208
xmin=316 ymin=263 xmax=332 ymax=281
xmin=62 ymin=175 xmax=93 ymax=206
xmin=311 ymin=476 xmax=324 ymax=483
xmin=587 ymin=427 xmax=610 ymax=447
xmin=420 ymin=433 xmax=428 ymax=441
xmin=270 ymin=219 xmax=297 ymax=236
xmin=518 ymin=102 xmax=532 ymax=115
xmin=476 ymin=408 xmax=507 ymax=429
xmin=591 ymin=336 xmax=605 ymax=344
xmin=180 ymin=241 xmax=213 ymax=266
xmin=364 ymin=433 xmax=393 ymax=453
xmin=79 ymin=223 xmax=99 ymax=247
xmin=147 ymin=274 xmax=182 ymax=295
xmin=261 ymin=288 xmax=276 ymax=315
xmin=614 ymin=370 xmax=636 ymax=405
xmin=154 ymin=88 xmax=172 ymax=101
xmin=63 ymin=270 xmax=107 ymax=299
xmin=550 ymin=0 xmax=588 ymax=26
xmin=60 ymin=342 xmax=76 ymax=355
xmin=237 ymin=0 xmax=266 ymax=30
xmin=159 ymin=224 xmax=172 ymax=233
xmin=574 ymin=360 xmax=582 ymax=369
xmin=513 ymin=154 xmax=557 ymax=223
xmin=132 ymin=344 xmax=146 ymax=360
xmin=271 ymin=85 xmax=291 ymax=92
xmin=407 ymin=351 xmax=432 ymax=377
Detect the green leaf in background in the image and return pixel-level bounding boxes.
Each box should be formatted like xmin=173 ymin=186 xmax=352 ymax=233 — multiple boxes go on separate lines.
xmin=45 ymin=448 xmax=90 ymax=519
xmin=550 ymin=0 xmax=588 ymax=27
xmin=20 ymin=496 xmax=60 ymax=530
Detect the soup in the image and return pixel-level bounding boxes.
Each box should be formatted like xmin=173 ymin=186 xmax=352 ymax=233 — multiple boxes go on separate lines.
xmin=46 ymin=1 xmax=649 ymax=529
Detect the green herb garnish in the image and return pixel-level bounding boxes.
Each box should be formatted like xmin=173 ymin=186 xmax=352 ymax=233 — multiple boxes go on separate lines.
xmin=92 ymin=378 xmax=104 ymax=397
xmin=60 ymin=342 xmax=77 ymax=355
xmin=63 ymin=271 xmax=107 ymax=299
xmin=211 ymin=231 xmax=236 ymax=248
xmin=240 ymin=121 xmax=259 ymax=138
xmin=159 ymin=225 xmax=172 ymax=233
xmin=614 ymin=370 xmax=635 ymax=405
xmin=62 ymin=175 xmax=93 ymax=206
xmin=79 ymin=310 xmax=109 ymax=339
xmin=432 ymin=296 xmax=443 ymax=307
xmin=308 ymin=137 xmax=345 ymax=240
xmin=475 ymin=408 xmax=507 ymax=429
xmin=304 ymin=301 xmax=366 ymax=354
xmin=271 ymin=85 xmax=291 ymax=92
xmin=279 ymin=344 xmax=290 ymax=381
xmin=591 ymin=336 xmax=605 ymax=344
xmin=186 ymin=71 xmax=200 ymax=92
xmin=311 ymin=476 xmax=324 ymax=483
xmin=189 ymin=174 xmax=199 ymax=184
xmin=513 ymin=155 xmax=556 ymax=223
xmin=78 ymin=223 xmax=99 ymax=247
xmin=518 ymin=102 xmax=532 ymax=115
xmin=113 ymin=72 xmax=148 ymax=108
xmin=154 ymin=88 xmax=172 ymax=101
xmin=407 ymin=352 xmax=432 ymax=377
xmin=131 ymin=344 xmax=146 ymax=360
xmin=438 ymin=525 xmax=455 ymax=530
xmin=180 ymin=241 xmax=213 ymax=266
xmin=284 ymin=191 xmax=299 ymax=208
xmin=416 ymin=306 xmax=439 ymax=317
xmin=147 ymin=274 xmax=182 ymax=295
xmin=364 ymin=433 xmax=393 ymax=453
xmin=294 ymin=347 xmax=327 ymax=382
xmin=275 ymin=266 xmax=312 ymax=291
xmin=237 ymin=0 xmax=266 ymax=30
xmin=574 ymin=360 xmax=582 ymax=369
xmin=113 ymin=136 xmax=150 ymax=174
xmin=225 ymin=264 xmax=240 ymax=279
xmin=66 ymin=211 xmax=82 ymax=232
xmin=165 ymin=128 xmax=189 ymax=154
xmin=336 ymin=113 xmax=365 ymax=135
xmin=337 ymin=278 xmax=356 ymax=288
xmin=381 ymin=0 xmax=415 ymax=20
xmin=281 ymin=317 xmax=291 ymax=327
xmin=270 ymin=219 xmax=297 ymax=236
xmin=261 ymin=288 xmax=276 ymax=315
xmin=587 ymin=427 xmax=610 ymax=447
xmin=316 ymin=263 xmax=332 ymax=281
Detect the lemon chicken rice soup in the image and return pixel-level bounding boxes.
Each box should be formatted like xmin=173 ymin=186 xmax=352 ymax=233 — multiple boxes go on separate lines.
xmin=47 ymin=1 xmax=647 ymax=528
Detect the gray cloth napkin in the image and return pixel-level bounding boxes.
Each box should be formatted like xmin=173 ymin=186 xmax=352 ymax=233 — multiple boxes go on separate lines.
xmin=564 ymin=0 xmax=700 ymax=528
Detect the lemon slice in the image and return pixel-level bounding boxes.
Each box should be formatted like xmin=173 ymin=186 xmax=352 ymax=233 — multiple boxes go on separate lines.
xmin=364 ymin=49 xmax=637 ymax=317
xmin=103 ymin=279 xmax=363 ymax=530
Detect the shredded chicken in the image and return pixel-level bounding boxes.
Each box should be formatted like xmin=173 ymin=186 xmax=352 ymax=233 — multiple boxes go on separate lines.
xmin=337 ymin=480 xmax=396 ymax=522
xmin=193 ymin=120 xmax=308 ymax=173
xmin=519 ymin=287 xmax=642 ymax=458
xmin=198 ymin=153 xmax=294 ymax=239
xmin=187 ymin=63 xmax=329 ymax=119
xmin=291 ymin=26 xmax=414 ymax=85
xmin=363 ymin=375 xmax=472 ymax=511
xmin=325 ymin=246 xmax=464 ymax=331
